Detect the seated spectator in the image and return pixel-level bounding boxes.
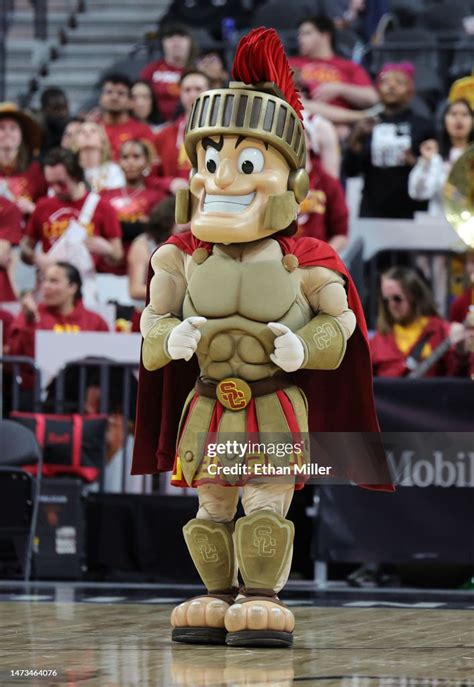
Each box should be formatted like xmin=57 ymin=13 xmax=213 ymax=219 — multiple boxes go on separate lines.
xmin=74 ymin=122 xmax=125 ymax=192
xmin=8 ymin=261 xmax=109 ymax=389
xmin=409 ymin=99 xmax=473 ymax=215
xmin=127 ymin=196 xmax=176 ymax=303
xmin=140 ymin=24 xmax=197 ymax=123
xmin=36 ymin=87 xmax=70 ymax=161
xmin=131 ymin=80 xmax=164 ymax=133
xmin=96 ymin=73 xmax=155 ymax=160
xmin=304 ymin=112 xmax=341 ymax=178
xmin=102 ymin=139 xmax=166 ymax=271
xmin=20 ymin=148 xmax=123 ymax=279
xmin=344 ymin=63 xmax=435 ymax=218
xmin=197 ymin=50 xmax=229 ymax=90
xmin=290 ymin=16 xmax=378 ymax=130
xmin=370 ymin=266 xmax=468 ymax=377
xmin=154 ymin=70 xmax=211 ymax=190
xmin=0 ymin=196 xmax=23 ymax=301
xmin=297 ymin=144 xmax=348 ymax=252
xmin=450 ymin=251 xmax=474 ymax=324
xmin=0 ymin=103 xmax=47 ymax=215
xmin=61 ymin=118 xmax=84 ymax=151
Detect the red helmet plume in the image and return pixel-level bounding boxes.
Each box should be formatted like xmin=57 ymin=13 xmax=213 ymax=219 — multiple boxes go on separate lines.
xmin=231 ymin=27 xmax=304 ymax=121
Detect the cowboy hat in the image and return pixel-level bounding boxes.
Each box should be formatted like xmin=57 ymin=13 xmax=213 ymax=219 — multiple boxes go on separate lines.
xmin=0 ymin=102 xmax=42 ymax=153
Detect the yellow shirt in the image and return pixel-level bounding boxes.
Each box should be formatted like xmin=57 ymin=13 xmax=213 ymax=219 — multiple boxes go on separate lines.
xmin=393 ymin=317 xmax=432 ymax=358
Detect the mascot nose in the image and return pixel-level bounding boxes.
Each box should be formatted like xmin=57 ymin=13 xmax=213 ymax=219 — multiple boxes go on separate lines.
xmin=215 ymin=159 xmax=236 ymax=189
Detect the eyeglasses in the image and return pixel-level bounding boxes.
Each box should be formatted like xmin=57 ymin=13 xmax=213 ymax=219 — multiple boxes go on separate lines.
xmin=383 ymin=294 xmax=404 ymax=305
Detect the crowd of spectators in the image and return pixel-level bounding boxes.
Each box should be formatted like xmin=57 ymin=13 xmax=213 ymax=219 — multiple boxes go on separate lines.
xmin=0 ymin=13 xmax=473 ymax=399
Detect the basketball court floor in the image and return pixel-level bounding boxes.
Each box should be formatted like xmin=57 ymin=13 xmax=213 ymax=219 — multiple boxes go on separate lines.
xmin=1 ymin=583 xmax=473 ymax=686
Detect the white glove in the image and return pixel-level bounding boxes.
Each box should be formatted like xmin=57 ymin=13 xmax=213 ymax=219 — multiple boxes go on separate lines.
xmin=167 ymin=316 xmax=207 ymax=361
xmin=268 ymin=322 xmax=305 ymax=373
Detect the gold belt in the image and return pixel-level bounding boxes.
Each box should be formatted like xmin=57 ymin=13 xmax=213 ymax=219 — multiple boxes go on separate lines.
xmin=195 ymin=375 xmax=294 ymax=411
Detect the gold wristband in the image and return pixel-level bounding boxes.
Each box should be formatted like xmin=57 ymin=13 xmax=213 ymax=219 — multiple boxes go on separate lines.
xmin=297 ymin=313 xmax=347 ymax=370
xmin=142 ymin=316 xmax=181 ymax=371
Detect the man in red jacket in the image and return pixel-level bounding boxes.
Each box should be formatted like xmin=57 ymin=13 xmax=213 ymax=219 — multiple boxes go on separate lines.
xmin=20 ymin=148 xmax=123 ymax=275
xmin=97 ymin=73 xmax=155 ymax=161
xmin=370 ymin=266 xmax=469 ymax=377
xmin=140 ymin=24 xmax=195 ymax=122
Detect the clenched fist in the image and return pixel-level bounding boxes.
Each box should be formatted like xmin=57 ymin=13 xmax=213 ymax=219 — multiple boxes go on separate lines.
xmin=268 ymin=322 xmax=305 ymax=372
xmin=167 ymin=316 xmax=207 ymax=361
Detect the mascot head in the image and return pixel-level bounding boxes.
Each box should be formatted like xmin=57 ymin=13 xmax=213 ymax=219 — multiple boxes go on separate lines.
xmin=176 ymin=28 xmax=309 ymax=243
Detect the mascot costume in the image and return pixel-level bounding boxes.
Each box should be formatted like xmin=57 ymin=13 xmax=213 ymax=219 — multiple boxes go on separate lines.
xmin=132 ymin=28 xmax=393 ymax=649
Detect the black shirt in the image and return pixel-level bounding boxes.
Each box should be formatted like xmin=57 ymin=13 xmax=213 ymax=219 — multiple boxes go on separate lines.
xmin=344 ymin=107 xmax=436 ymax=219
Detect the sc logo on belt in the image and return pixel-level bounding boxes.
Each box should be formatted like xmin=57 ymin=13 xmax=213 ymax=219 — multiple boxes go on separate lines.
xmin=216 ymin=378 xmax=252 ymax=410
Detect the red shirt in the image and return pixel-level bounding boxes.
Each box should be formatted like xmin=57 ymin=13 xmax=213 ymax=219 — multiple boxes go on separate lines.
xmin=8 ymin=300 xmax=109 ymax=387
xmin=297 ymin=158 xmax=348 ymax=242
xmin=140 ymin=60 xmax=183 ymax=122
xmin=26 ymin=193 xmax=121 ymax=250
xmin=101 ymin=185 xmax=164 ymax=225
xmin=101 ymin=185 xmax=165 ymax=274
xmin=0 ymin=161 xmax=47 ymax=203
xmin=370 ymin=317 xmax=462 ymax=378
xmin=99 ymin=117 xmax=155 ymax=161
xmin=0 ymin=197 xmax=23 ymax=301
xmin=289 ymin=55 xmax=373 ymax=109
xmin=154 ymin=116 xmax=191 ymax=180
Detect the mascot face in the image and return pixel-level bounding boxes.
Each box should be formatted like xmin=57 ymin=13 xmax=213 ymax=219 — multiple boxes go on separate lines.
xmin=190 ymin=134 xmax=290 ymax=243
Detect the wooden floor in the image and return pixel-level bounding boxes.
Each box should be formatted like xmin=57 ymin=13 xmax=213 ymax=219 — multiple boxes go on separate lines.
xmin=1 ymin=601 xmax=473 ymax=686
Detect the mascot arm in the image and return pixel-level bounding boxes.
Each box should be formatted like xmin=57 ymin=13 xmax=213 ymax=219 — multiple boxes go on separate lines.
xmin=140 ymin=244 xmax=187 ymax=371
xmin=296 ymin=266 xmax=356 ymax=370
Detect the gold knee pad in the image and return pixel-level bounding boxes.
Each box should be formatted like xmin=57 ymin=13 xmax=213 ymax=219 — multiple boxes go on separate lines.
xmin=183 ymin=519 xmax=235 ymax=593
xmin=234 ymin=511 xmax=294 ymax=593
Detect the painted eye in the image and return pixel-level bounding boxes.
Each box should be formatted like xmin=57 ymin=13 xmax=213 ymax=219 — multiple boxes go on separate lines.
xmin=205 ymin=148 xmax=220 ymax=173
xmin=238 ymin=148 xmax=264 ymax=174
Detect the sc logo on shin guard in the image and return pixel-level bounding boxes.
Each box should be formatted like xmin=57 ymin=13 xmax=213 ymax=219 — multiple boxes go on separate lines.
xmin=254 ymin=526 xmax=276 ymax=557
xmin=194 ymin=534 xmax=219 ymax=563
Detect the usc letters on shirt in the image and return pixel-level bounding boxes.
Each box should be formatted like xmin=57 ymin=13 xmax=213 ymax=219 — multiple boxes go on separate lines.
xmin=140 ymin=60 xmax=183 ymax=122
xmin=8 ymin=300 xmax=109 ymax=388
xmin=26 ymin=193 xmax=122 ymax=271
xmin=102 ymin=186 xmax=164 ymax=225
xmin=0 ymin=161 xmax=47 ymax=203
xmin=288 ymin=56 xmax=373 ymax=109
xmin=297 ymin=158 xmax=348 ymax=242
xmin=99 ymin=118 xmax=156 ymax=161
xmin=101 ymin=185 xmax=165 ymax=274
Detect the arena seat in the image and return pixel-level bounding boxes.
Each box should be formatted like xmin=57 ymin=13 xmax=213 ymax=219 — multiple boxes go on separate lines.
xmin=0 ymin=420 xmax=43 ymax=581
xmin=448 ymin=36 xmax=474 ymax=82
xmin=420 ymin=0 xmax=472 ymax=31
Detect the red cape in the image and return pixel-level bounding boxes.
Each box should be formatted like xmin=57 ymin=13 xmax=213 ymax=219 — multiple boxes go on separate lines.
xmin=131 ymin=232 xmax=394 ymax=491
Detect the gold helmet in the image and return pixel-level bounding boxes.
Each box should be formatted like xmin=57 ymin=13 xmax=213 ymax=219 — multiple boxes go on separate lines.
xmin=185 ymin=80 xmax=306 ymax=172
xmin=176 ymin=29 xmax=309 ymax=227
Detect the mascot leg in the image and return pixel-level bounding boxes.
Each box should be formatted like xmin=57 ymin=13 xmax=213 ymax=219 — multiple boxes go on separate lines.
xmin=171 ymin=486 xmax=238 ymax=645
xmin=225 ymin=484 xmax=295 ymax=648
